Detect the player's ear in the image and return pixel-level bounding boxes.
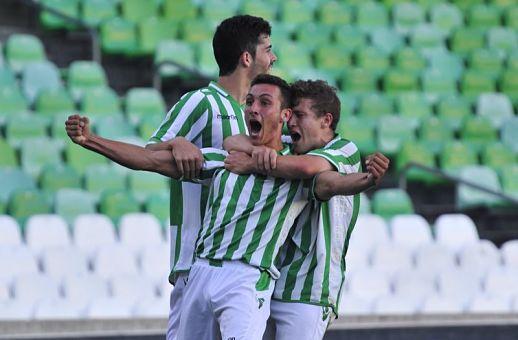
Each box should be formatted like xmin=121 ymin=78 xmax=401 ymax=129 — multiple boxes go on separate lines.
xmin=241 ymin=51 xmax=252 ymax=68
xmin=321 ymin=112 xmax=333 ymax=129
xmin=281 ymin=108 xmax=292 ymax=123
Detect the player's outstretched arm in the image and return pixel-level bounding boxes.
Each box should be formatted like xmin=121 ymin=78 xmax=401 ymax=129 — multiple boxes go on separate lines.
xmin=65 ymin=115 xmax=182 ymax=178
xmin=313 ymin=171 xmax=376 ymax=201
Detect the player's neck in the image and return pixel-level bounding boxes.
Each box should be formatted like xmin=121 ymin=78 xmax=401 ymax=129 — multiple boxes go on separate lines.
xmin=218 ymin=72 xmax=250 ymax=105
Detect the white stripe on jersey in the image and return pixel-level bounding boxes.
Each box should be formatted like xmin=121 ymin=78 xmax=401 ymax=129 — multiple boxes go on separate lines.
xmin=160 ymin=91 xmax=207 ymax=142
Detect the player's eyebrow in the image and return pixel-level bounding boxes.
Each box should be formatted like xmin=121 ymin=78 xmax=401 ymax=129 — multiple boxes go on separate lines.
xmin=258 ymin=93 xmax=273 ymax=100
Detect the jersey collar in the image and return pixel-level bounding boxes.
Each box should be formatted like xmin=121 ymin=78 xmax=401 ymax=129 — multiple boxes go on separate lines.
xmin=209 ymin=81 xmax=230 ymax=98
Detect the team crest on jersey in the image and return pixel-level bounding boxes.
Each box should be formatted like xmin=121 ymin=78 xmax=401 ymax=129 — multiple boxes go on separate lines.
xmin=322 ymin=306 xmax=330 ymax=321
xmin=257 ymin=297 xmax=265 ymax=309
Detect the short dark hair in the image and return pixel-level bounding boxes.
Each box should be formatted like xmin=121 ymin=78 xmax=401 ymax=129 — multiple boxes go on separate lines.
xmin=290 ymin=80 xmax=341 ymax=130
xmin=251 ymin=74 xmax=292 ymax=110
xmin=213 ymin=15 xmax=271 ymax=76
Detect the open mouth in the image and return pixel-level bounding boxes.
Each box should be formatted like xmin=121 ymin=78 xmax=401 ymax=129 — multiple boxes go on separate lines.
xmin=290 ymin=132 xmax=301 ymax=143
xmin=249 ymin=119 xmax=262 ymax=136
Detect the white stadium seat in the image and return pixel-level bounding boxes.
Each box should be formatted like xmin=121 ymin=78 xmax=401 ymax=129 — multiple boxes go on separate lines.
xmin=347 ymin=268 xmax=392 ymax=301
xmin=86 ymin=297 xmax=134 ymax=318
xmin=0 ymin=300 xmax=33 ymax=320
xmin=370 ymin=243 xmax=413 ymax=277
xmin=373 ymin=294 xmax=421 ymax=315
xmin=73 ymin=214 xmax=117 ymax=259
xmin=158 ymin=278 xmax=173 ymax=299
xmin=393 ymin=269 xmax=436 ymax=301
xmin=415 ymin=243 xmax=457 ymax=277
xmin=33 ymin=297 xmax=86 ymax=319
xmin=337 ymin=293 xmax=373 ymax=316
xmin=437 ymin=269 xmax=482 ymax=305
xmin=434 ymin=214 xmax=479 ymax=252
xmin=133 ymin=295 xmax=170 ymax=318
xmin=110 ymin=274 xmax=157 ymax=305
xmin=468 ymin=294 xmax=513 ymax=313
xmin=119 ymin=213 xmax=164 ymax=254
xmin=13 ymin=274 xmax=60 ymax=304
xmin=0 ymin=215 xmax=22 ymax=246
xmin=500 ymin=240 xmax=518 ymax=269
xmin=25 ymin=214 xmax=71 ymax=255
xmin=139 ymin=243 xmax=170 ymax=286
xmin=0 ymin=280 xmax=10 ymax=301
xmin=62 ymin=273 xmax=109 ymax=306
xmin=348 ymin=214 xmax=390 ymax=255
xmin=457 ymin=240 xmax=501 ymax=279
xmin=40 ymin=246 xmax=89 ymax=281
xmin=0 ymin=246 xmax=39 ymax=284
xmin=94 ymin=244 xmax=139 ymax=280
xmin=390 ymin=214 xmax=433 ymax=250
xmin=420 ymin=294 xmax=465 ymax=314
xmin=484 ymin=267 xmax=518 ymax=299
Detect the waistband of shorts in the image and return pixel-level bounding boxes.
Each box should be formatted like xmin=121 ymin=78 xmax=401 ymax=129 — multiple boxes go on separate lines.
xmin=194 ymin=257 xmax=256 ymax=270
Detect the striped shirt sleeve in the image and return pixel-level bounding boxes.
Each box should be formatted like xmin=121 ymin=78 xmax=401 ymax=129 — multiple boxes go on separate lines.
xmin=306 ymin=141 xmax=361 ymax=175
xmin=148 ymin=90 xmax=209 ymax=144
xmin=189 ymin=147 xmax=227 ymax=186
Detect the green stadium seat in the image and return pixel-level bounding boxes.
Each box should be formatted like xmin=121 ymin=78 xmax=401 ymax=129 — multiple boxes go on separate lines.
xmin=318 ymin=1 xmax=352 ymax=25
xmin=394 ymin=48 xmax=426 ymax=74
xmin=40 ymin=0 xmax=80 ymax=30
xmin=5 ymin=114 xmax=49 ymax=147
xmin=457 ymin=166 xmax=503 ymax=209
xmin=440 ymin=141 xmax=478 ymax=173
xmin=334 ymin=26 xmax=367 ymax=51
xmin=410 ymin=25 xmax=445 ymax=50
xmin=383 ymin=69 xmax=419 ymax=94
xmin=81 ymin=0 xmax=118 ymax=27
xmin=393 ymin=3 xmax=425 ymax=34
xmin=80 ymin=87 xmax=121 ymax=119
xmin=501 ymin=117 xmax=518 ymax=153
xmin=468 ymin=49 xmax=504 ymax=79
xmin=421 ymin=69 xmax=458 ymax=101
xmin=396 ymin=141 xmax=438 ymax=184
xmin=5 ymin=34 xmax=46 ymax=74
xmin=372 ymin=188 xmax=414 ymax=219
xmin=481 ymin=142 xmax=516 ymax=172
xmin=336 ymin=92 xmax=357 ymax=116
xmin=500 ymin=164 xmax=518 ymax=199
xmin=65 ymin=140 xmax=107 ymax=175
xmin=461 ymin=116 xmax=499 ymax=152
xmin=289 ymin=69 xmax=338 ymax=89
xmin=341 ymin=68 xmax=378 ymax=94
xmin=68 ymin=60 xmax=108 ymax=101
xmin=500 ymin=70 xmax=518 ymax=103
xmin=355 ymin=47 xmax=390 ymax=76
xmin=427 ymin=51 xmax=464 ymax=80
xmin=276 ymin=42 xmax=312 ymax=71
xmin=314 ymin=45 xmax=351 ymax=74
xmin=40 ymin=164 xmax=81 ymax=193
xmin=357 ymin=93 xmax=393 ymax=120
xmin=0 ymin=138 xmax=18 ymax=168
xmin=0 ymin=87 xmax=29 ymax=124
xmin=121 ymin=0 xmax=158 ymax=22
xmin=295 ymin=23 xmax=333 ymax=49
xmin=451 ymin=28 xmax=485 ymax=56
xmin=505 ymin=5 xmax=518 ymax=29
xmin=137 ymin=17 xmax=178 ymax=55
xmin=94 ymin=115 xmax=137 ymax=140
xmin=488 ymin=27 xmax=518 ymax=54
xmin=163 ymin=0 xmax=198 ymax=21
xmin=0 ymin=169 xmax=36 ymax=209
xmin=0 ymin=68 xmax=16 ymax=90
xmin=196 ymin=42 xmax=218 ymax=78
xmin=179 ymin=19 xmax=214 ymax=43
xmin=430 ymin=3 xmax=463 ymax=34
xmin=495 ymin=0 xmax=517 ymax=10
xmin=20 ymin=137 xmax=64 ymax=178
xmin=9 ymin=189 xmax=52 ymax=224
xmin=128 ymin=171 xmax=169 ymax=202
xmin=467 ymin=4 xmax=502 ymax=29
xmin=54 ymin=188 xmax=97 ymax=224
xmin=356 ymin=2 xmax=389 ymax=32
xmin=377 ymin=115 xmax=416 ymax=155
xmin=370 ymin=28 xmax=404 ymax=55
xmin=155 ymin=40 xmax=197 ymax=78
xmin=125 ymin=87 xmax=165 ymax=124
xmin=280 ymin=0 xmax=314 ymax=25
xmin=476 ymin=93 xmax=513 ymax=129
xmin=199 ymin=0 xmax=237 ymax=22
xmin=240 ymin=1 xmax=277 ymax=22
xmin=461 ymin=71 xmax=496 ymax=99
xmin=437 ymin=96 xmax=472 ymax=131
xmin=451 ymin=0 xmax=485 ymax=11
xmin=50 ymin=113 xmax=71 ymax=138
xmin=100 ymin=17 xmax=138 ymax=55
xmin=85 ymin=164 xmax=127 ymax=199
xmin=35 ymin=88 xmax=75 ymax=118
xmin=396 ymin=93 xmax=432 ymax=129
xmin=145 ymin=191 xmax=169 ymax=222
xmin=138 ymin=113 xmax=165 ymax=140
xmin=269 ymin=21 xmax=295 ymax=43
xmin=99 ymin=189 xmax=140 ymax=223
xmin=508 ymin=50 xmax=518 ymax=72
xmin=336 ymin=116 xmax=376 ymax=155
xmin=420 ymin=116 xmax=455 ymax=156
xmin=21 ymin=61 xmax=62 ymax=105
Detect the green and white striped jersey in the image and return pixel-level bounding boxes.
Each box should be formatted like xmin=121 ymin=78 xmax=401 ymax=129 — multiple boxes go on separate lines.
xmin=195 ymin=144 xmax=310 ymax=279
xmin=147 ymin=81 xmax=248 ymax=280
xmin=273 ymin=136 xmax=361 ymax=314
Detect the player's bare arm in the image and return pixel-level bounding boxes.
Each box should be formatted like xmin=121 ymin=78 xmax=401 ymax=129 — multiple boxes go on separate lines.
xmin=224 ymin=134 xmax=278 ymax=171
xmin=146 ymin=137 xmax=203 ymax=180
xmin=65 ymin=114 xmax=182 ymax=179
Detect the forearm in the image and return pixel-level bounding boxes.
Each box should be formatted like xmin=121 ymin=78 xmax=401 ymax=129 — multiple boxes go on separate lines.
xmin=266 ymin=155 xmax=333 ymax=180
xmin=145 ymin=141 xmax=173 ymax=151
xmin=83 ymin=135 xmax=181 ymax=178
xmin=223 ymin=134 xmax=254 ymax=153
xmin=314 ymin=171 xmax=375 ymax=201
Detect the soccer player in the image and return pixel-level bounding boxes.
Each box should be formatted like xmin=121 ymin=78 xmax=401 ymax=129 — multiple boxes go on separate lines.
xmin=65 ymin=75 xmax=380 ymax=339
xmin=144 ymin=15 xmax=276 ymax=340
xmin=223 ymin=80 xmax=389 ymax=340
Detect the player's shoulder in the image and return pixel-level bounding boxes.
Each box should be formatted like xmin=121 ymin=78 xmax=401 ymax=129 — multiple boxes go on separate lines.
xmin=323 ymin=135 xmax=359 ymax=156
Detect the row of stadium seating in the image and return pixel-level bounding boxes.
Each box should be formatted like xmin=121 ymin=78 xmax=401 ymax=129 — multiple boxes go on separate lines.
xmin=2 ymin=212 xmax=518 ymax=319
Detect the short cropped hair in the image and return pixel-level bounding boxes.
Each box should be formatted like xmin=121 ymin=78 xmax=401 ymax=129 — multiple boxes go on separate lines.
xmin=251 ymin=74 xmax=292 ymax=110
xmin=213 ymin=15 xmax=271 ymax=76
xmin=290 ymin=80 xmax=341 ymax=130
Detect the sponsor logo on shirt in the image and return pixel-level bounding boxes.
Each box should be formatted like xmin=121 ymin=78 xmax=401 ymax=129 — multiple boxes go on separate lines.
xmin=217 ymin=114 xmax=238 ymax=120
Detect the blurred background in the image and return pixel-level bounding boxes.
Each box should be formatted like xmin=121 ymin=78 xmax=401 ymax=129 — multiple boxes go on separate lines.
xmin=0 ymin=0 xmax=517 ymax=339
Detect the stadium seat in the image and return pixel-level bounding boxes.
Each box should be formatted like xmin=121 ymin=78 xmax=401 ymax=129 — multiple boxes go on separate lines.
xmin=501 ymin=240 xmax=518 ymax=269
xmin=436 ymin=269 xmax=482 ymax=306
xmin=163 ymin=0 xmax=198 ymax=21
xmin=94 ymin=244 xmax=139 ymax=280
xmin=451 ymin=28 xmax=485 ymax=56
xmin=65 ymin=140 xmax=107 ymax=175
xmin=476 ymin=93 xmax=513 ymax=129
xmin=133 ymin=295 xmax=170 ymax=318
xmin=341 ymin=68 xmax=378 ymax=94
xmin=86 ymin=296 xmax=134 ymax=318
xmin=99 ymin=190 xmax=140 ymax=223
xmin=484 ymin=267 xmax=518 ymax=300
xmin=178 ymin=19 xmax=214 ymax=44
xmin=440 ymin=141 xmax=478 ymax=173
xmin=0 ymin=280 xmax=10 ymax=301
xmin=421 ymin=69 xmax=457 ymax=101
xmin=488 ymin=27 xmax=517 ymax=54
xmin=100 ymin=17 xmax=138 ymax=55
xmin=0 ymin=246 xmax=39 ymax=284
xmin=41 ymin=246 xmax=89 ymax=281
xmin=469 ymin=49 xmax=505 ymax=80
xmin=390 ymin=214 xmax=433 ymax=250
xmin=0 ymin=87 xmax=29 ymax=125
xmin=80 ymin=0 xmax=117 ymax=27
xmin=396 ymin=142 xmax=437 ymax=183
xmin=501 ymin=117 xmax=518 ymax=153
xmin=348 ymin=214 xmax=390 ymax=258
xmin=337 ymin=293 xmax=373 ymax=316
xmin=393 ymin=269 xmax=436 ymax=301
xmin=347 ymin=269 xmax=391 ymax=301
xmin=84 ymin=164 xmax=127 ymax=199
xmin=40 ymin=165 xmax=81 ymax=193
xmin=394 ymin=47 xmax=426 ymax=74
xmin=139 ymin=243 xmax=169 ymax=286
xmin=373 ymin=294 xmax=420 ymax=315
xmin=415 ymin=243 xmax=457 ymax=277
xmin=62 ymin=273 xmax=109 ymax=306
xmin=336 ymin=116 xmax=376 ymax=155
xmin=25 ymin=214 xmax=71 ymax=254
xmin=128 ymin=171 xmax=168 ymax=202
xmin=430 ymin=3 xmax=463 ymax=34
xmin=0 ymin=138 xmax=17 ymax=168
xmin=20 ymin=137 xmax=64 ymax=178
xmin=434 ymin=214 xmax=479 ymax=252
xmin=467 ymin=4 xmax=501 ymax=29
xmin=144 ymin=191 xmax=169 ymax=222
xmin=9 ymin=190 xmax=52 ymax=225
xmin=240 ymin=1 xmax=277 ymax=22
xmin=421 ymin=294 xmax=465 ymax=314
xmin=410 ymin=25 xmax=445 ymax=51
xmin=0 ymin=67 xmax=17 ymax=90
xmin=460 ymin=117 xmax=498 ymax=152
xmin=280 ymin=0 xmax=314 ymax=25
xmin=500 ymin=70 xmax=518 ymax=103
xmin=110 ymin=274 xmax=157 ymax=305
xmin=458 ymin=240 xmax=501 ymax=279
xmin=195 ymin=42 xmax=218 ymax=78
xmin=39 ymin=0 xmax=79 ymax=30
xmin=137 ymin=17 xmax=178 ymax=55
xmin=314 ymin=45 xmax=351 ymax=74
xmin=33 ymin=297 xmax=85 ymax=319
xmin=427 ymin=51 xmax=464 ymax=80
xmin=461 ymin=71 xmax=496 ymax=99
xmin=0 ymin=168 xmax=36 ymax=209
xmin=54 ymin=189 xmax=97 ymax=224
xmin=357 ymin=93 xmax=393 ymax=120
xmin=73 ymin=213 xmax=117 ymax=259
xmin=356 ymin=47 xmax=390 ymax=76
xmin=500 ymin=164 xmax=518 ymax=199
xmin=377 ymin=115 xmax=416 ymax=156
xmin=318 ymin=1 xmax=352 ymax=25
xmin=0 ymin=215 xmax=22 ymax=247
xmin=458 ymin=165 xmax=506 ymax=209
xmin=468 ymin=294 xmax=513 ymax=313
xmin=396 ymin=93 xmax=432 ymax=129
xmin=370 ymin=28 xmax=404 ymax=55
xmin=155 ymin=40 xmax=197 ymax=78
xmin=359 ymin=193 xmax=371 ymax=215
xmin=125 ymin=87 xmax=166 ymax=124
xmin=370 ymin=243 xmax=413 ymax=277
xmin=356 ymin=2 xmax=389 ymax=31
xmin=334 ymin=26 xmax=367 ymax=51
xmin=68 ymin=60 xmax=108 ymax=101
xmin=505 ymin=5 xmax=518 ymax=29
xmin=13 ymin=273 xmax=60 ymax=303
xmin=393 ymin=2 xmax=425 ymax=34
xmin=295 ymin=23 xmax=333 ymax=50
xmin=419 ymin=116 xmax=455 ymax=156
xmin=5 ymin=114 xmax=48 ymax=148
xmin=35 ymin=88 xmax=75 ymax=117
xmin=436 ymin=96 xmax=472 ymax=132
xmin=120 ymin=0 xmax=158 ymax=22
xmin=372 ymin=189 xmax=414 ymax=218
xmin=118 ymin=213 xmax=163 ymax=254
xmin=336 ymin=92 xmax=357 ymax=116
xmin=5 ymin=34 xmax=46 ymax=73
xmin=383 ymin=69 xmax=419 ymax=94
xmin=94 ymin=115 xmax=137 ymax=140
xmin=80 ymin=87 xmax=122 ymax=119
xmin=481 ymin=142 xmax=516 ymax=173
xmin=275 ymin=42 xmax=312 ymax=73
xmin=0 ymin=300 xmax=33 ymax=320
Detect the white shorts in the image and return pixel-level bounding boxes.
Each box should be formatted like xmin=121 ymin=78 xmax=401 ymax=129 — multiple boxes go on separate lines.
xmin=166 ymin=272 xmax=188 ymax=340
xmin=177 ymin=259 xmax=274 ymax=340
xmin=268 ymin=300 xmax=331 ymax=340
